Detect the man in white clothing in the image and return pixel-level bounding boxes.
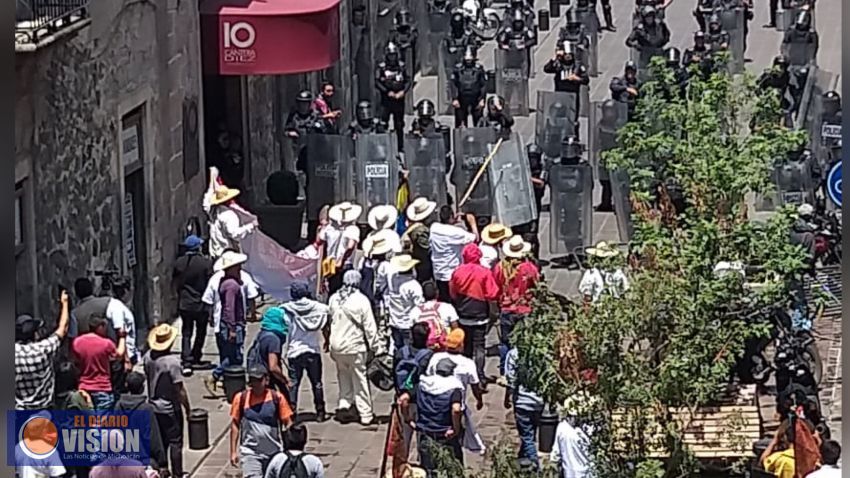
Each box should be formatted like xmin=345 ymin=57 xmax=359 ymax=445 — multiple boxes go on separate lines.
xmin=108 ymin=278 xmax=140 ymax=365
xmin=410 ymin=281 xmax=459 ymax=332
xmin=429 ymin=206 xmax=476 ymax=301
xmin=382 ymin=255 xmax=424 ymax=352
xmin=204 ymin=168 xmax=256 ymax=259
xmin=807 ymin=440 xmax=841 ymax=477
xmin=550 ymin=414 xmax=592 ymax=478
xmin=479 ymin=223 xmax=513 ymax=270
xmin=425 ymin=329 xmax=484 ymax=410
xmin=319 ymin=202 xmax=362 ymax=295
xmin=578 ymin=241 xmax=629 ymax=304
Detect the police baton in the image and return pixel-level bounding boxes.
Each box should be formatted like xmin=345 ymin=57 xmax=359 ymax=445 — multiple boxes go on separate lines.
xmin=457 ymin=137 xmax=504 ymax=209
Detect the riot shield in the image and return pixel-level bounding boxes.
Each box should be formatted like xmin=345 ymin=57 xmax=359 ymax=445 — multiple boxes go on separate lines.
xmin=589 ymin=101 xmax=629 ymax=183
xmin=306 ymin=134 xmax=354 ymax=220
xmin=535 ymin=91 xmax=578 ymax=160
xmin=405 ymin=134 xmax=449 ymax=208
xmin=575 ymin=9 xmax=600 ymax=76
xmin=421 ymin=11 xmax=450 ymax=76
xmin=773 ymin=157 xmax=816 ymax=206
xmin=808 ymin=70 xmax=839 ymax=175
xmin=495 ymin=48 xmax=531 ymax=117
xmin=438 ymin=44 xmax=463 ymax=115
xmin=782 ymin=33 xmax=818 ymax=68
xmin=452 ymin=128 xmax=497 ymax=217
xmin=610 ymin=169 xmax=634 ymax=241
xmin=719 ymin=7 xmax=745 ymax=73
xmin=351 ymin=2 xmax=376 ymax=106
xmin=630 ymin=46 xmax=663 ymax=82
xmin=354 ymin=133 xmax=400 ymax=217
xmin=489 ymin=133 xmax=537 ymax=227
xmin=549 ymin=163 xmax=593 ymax=255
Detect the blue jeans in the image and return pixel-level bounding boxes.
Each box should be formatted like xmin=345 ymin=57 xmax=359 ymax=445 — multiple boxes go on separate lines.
xmin=499 ymin=312 xmax=525 ymax=375
xmin=213 ymin=325 xmax=245 ymax=380
xmin=514 ymin=406 xmax=542 ymax=466
xmin=89 ymin=391 xmax=116 ymax=410
xmin=390 ymin=326 xmax=412 ymax=353
xmin=287 ymin=352 xmax=326 ymax=414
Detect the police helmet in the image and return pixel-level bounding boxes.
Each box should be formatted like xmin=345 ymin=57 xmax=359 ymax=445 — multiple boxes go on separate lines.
xmin=487 ymin=95 xmax=505 ymax=113
xmin=385 ymin=42 xmax=400 ymax=62
xmin=416 ymin=99 xmax=436 ymax=118
xmin=641 ymin=5 xmax=657 ymax=18
xmin=356 ymin=100 xmax=373 ymax=122
xmin=450 ymin=9 xmax=465 ymax=28
xmin=512 ymin=10 xmax=525 ymax=29
xmin=561 ymin=135 xmax=583 ymax=160
xmin=794 ymin=10 xmax=811 ymax=30
xmin=526 ymin=143 xmax=543 ymax=158
xmin=625 ymin=60 xmax=637 ymax=73
xmin=694 ymin=30 xmax=706 ymax=43
xmin=708 ymin=13 xmax=721 ymax=30
xmin=395 ymin=9 xmax=412 ymax=28
xmin=823 ymin=91 xmax=841 ymax=115
xmin=773 ymin=54 xmax=788 ymax=69
xmin=296 ymin=90 xmax=313 ymax=103
xmin=566 ymin=8 xmax=581 ymax=26
xmin=665 ymin=47 xmax=682 ymax=67
xmin=463 ymin=46 xmax=477 ymax=64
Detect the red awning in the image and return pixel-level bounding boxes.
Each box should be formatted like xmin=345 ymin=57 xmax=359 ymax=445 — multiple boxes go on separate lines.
xmin=200 ymin=0 xmax=340 ymax=75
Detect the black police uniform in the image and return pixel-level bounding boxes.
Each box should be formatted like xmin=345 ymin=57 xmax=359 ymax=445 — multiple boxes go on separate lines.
xmin=542 ymin=58 xmax=589 ymax=136
xmin=451 ymin=60 xmax=488 ymax=127
xmin=609 ymin=66 xmax=640 ymax=118
xmin=375 ymin=56 xmax=411 ymax=146
xmin=284 ymin=109 xmax=325 ymax=171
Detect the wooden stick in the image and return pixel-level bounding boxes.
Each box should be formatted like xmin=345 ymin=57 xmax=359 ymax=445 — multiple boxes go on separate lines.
xmin=458 ymin=137 xmax=504 ymax=208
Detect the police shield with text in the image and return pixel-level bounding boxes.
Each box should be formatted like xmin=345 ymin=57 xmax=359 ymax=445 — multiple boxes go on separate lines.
xmin=451 ymin=47 xmax=488 ymax=128
xmin=495 ymin=11 xmax=533 ymax=116
xmin=609 ymin=61 xmax=640 ymax=118
xmin=543 ymin=41 xmax=588 ymax=137
xmin=354 ymin=132 xmax=400 ymax=214
xmin=781 ymin=10 xmax=818 ymax=67
xmin=375 ymin=42 xmax=411 ymax=146
xmin=811 ymin=91 xmax=842 ymax=173
xmin=536 ymin=91 xmax=579 ymax=161
xmin=452 ymin=127 xmax=497 ymax=218
xmin=772 ymin=149 xmax=817 ymax=207
xmin=589 ymin=100 xmax=629 ymax=211
xmin=626 ymin=6 xmax=671 ymax=79
xmin=548 ymin=136 xmax=593 ymax=257
xmin=284 ymin=90 xmax=326 ymax=172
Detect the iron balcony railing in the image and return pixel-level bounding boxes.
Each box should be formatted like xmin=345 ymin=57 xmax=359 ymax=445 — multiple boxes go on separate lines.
xmin=16 ymin=0 xmax=89 ymax=45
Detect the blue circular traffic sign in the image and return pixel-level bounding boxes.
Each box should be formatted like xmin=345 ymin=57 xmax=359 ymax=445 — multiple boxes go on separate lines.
xmin=827 ymin=161 xmax=841 ymax=207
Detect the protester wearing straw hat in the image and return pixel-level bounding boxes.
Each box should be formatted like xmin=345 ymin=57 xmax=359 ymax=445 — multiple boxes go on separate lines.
xmin=479 ymin=223 xmax=513 ymax=270
xmin=383 ymin=254 xmax=425 ymax=352
xmin=360 ymin=229 xmax=402 ymax=311
xmin=143 ymin=323 xmax=192 ymax=478
xmin=578 ymin=241 xmax=630 ymax=304
xmin=204 ymin=167 xmax=257 ymax=259
xmin=402 ymin=197 xmax=438 ymax=283
xmin=319 ymin=201 xmax=363 ymax=295
xmin=494 ymin=236 xmax=540 ymax=381
xmin=202 ymin=250 xmax=260 ymax=395
xmin=368 ymin=204 xmax=399 ymax=232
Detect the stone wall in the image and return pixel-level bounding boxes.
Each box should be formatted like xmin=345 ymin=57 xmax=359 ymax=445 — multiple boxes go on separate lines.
xmin=14 ymin=0 xmax=206 ymax=325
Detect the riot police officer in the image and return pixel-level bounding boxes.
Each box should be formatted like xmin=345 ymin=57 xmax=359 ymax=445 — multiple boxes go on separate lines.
xmin=390 ymin=9 xmax=419 ymax=74
xmin=477 ymin=96 xmax=515 ymax=137
xmin=558 ymin=135 xmax=585 ymax=166
xmin=543 ymin=41 xmax=589 ymax=135
xmin=757 ymin=55 xmax=790 ymax=93
xmin=558 ymin=9 xmax=592 ymax=55
xmin=446 ymin=9 xmax=481 ymax=54
xmin=586 ymin=0 xmax=616 ymax=32
xmin=625 ymin=6 xmax=671 ymax=51
xmin=781 ymin=10 xmax=818 ymax=66
xmin=349 ymin=100 xmax=388 ymax=138
xmin=501 ymin=0 xmax=536 ymax=34
xmin=284 ymin=90 xmax=326 ymax=171
xmin=683 ymin=31 xmax=714 ymax=77
xmin=410 ymin=99 xmax=445 ymax=137
xmin=705 ymin=12 xmax=730 ymax=51
xmin=428 ymin=0 xmax=452 ymax=15
xmin=609 ymin=61 xmax=640 ymax=118
xmin=497 ymin=9 xmax=537 ymax=49
xmin=665 ymin=47 xmax=689 ymax=96
xmin=451 ymin=46 xmax=488 ymax=127
xmin=375 ymin=42 xmax=411 ymax=146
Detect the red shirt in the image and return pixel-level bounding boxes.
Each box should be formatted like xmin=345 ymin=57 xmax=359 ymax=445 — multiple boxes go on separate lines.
xmin=72 ymin=333 xmax=117 ymax=392
xmin=494 ymin=260 xmax=540 ymax=315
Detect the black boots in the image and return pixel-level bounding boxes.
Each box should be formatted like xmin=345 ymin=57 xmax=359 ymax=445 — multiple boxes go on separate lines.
xmin=603 ymin=6 xmax=616 ymax=32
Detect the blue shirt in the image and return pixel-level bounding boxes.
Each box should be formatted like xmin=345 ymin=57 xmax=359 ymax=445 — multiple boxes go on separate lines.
xmin=505 ymin=347 xmax=544 ymax=411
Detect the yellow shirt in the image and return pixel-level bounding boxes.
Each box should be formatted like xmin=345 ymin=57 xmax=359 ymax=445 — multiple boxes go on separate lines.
xmin=764 ymin=448 xmax=795 ymax=478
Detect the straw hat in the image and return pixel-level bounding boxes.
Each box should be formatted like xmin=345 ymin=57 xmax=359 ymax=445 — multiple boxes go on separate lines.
xmin=362 ymin=229 xmax=401 ymax=257
xmin=367 ymin=205 xmax=398 ymax=231
xmin=406 ymin=197 xmax=437 ymax=223
xmin=481 ymin=223 xmax=513 ymax=245
xmin=214 ymin=250 xmax=248 ymax=272
xmin=502 ymin=235 xmax=531 ymax=258
xmin=328 ymin=201 xmax=363 ymax=224
xmin=147 ymin=323 xmax=179 ymax=352
xmin=209 ymin=185 xmax=241 ymax=206
xmin=586 ymin=241 xmax=620 ymax=258
xmin=390 ymin=254 xmax=420 ymax=273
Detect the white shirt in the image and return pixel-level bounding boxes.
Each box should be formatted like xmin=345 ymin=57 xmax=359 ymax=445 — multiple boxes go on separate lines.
xmin=320 ymin=223 xmax=361 ymax=265
xmin=578 ymin=267 xmax=630 ymax=303
xmin=550 ymin=420 xmax=591 ymax=478
xmin=384 ymin=267 xmax=424 ymax=330
xmin=479 ymin=243 xmax=499 ymax=269
xmin=106 ymin=298 xmax=138 ymax=362
xmin=429 ymin=223 xmax=476 ymax=281
xmin=209 ymin=206 xmax=255 ymax=258
xmin=807 ymin=465 xmax=842 ymax=478
xmin=281 ymin=299 xmax=329 ymax=358
xmin=201 ymin=270 xmax=260 ymax=332
xmin=426 ymin=351 xmax=480 ymax=396
xmin=410 ymin=300 xmax=459 ymax=330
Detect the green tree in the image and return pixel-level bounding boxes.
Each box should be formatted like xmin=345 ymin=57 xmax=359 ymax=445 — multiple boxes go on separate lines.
xmin=513 ymin=57 xmax=809 ymax=477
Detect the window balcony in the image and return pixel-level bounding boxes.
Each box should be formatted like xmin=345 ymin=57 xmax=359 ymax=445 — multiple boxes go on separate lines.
xmin=16 ymin=0 xmax=90 ymax=51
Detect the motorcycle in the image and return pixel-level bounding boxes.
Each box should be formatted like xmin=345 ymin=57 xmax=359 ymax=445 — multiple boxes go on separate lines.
xmin=461 ymin=0 xmax=501 ymax=41
xmin=814 ymin=209 xmax=842 ymax=266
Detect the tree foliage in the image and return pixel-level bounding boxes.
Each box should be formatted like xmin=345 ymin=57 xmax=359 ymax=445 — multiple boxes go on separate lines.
xmin=513 ymin=57 xmax=810 ymax=477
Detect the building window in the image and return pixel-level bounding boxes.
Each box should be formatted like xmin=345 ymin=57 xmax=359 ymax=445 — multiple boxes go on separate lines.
xmin=15 ymin=181 xmax=25 ymax=255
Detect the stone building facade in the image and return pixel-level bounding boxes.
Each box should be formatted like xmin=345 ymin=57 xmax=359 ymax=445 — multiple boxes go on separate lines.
xmin=15 ymin=0 xmax=207 ymax=332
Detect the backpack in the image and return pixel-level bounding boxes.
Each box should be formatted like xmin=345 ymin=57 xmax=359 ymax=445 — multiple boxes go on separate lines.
xmin=418 ymin=303 xmax=447 ymax=351
xmin=277 ymin=451 xmax=309 ymax=478
xmin=394 ymin=346 xmax=433 ymax=394
xmin=234 ymin=389 xmax=284 ymax=424
xmin=246 ymin=329 xmax=280 ymax=370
